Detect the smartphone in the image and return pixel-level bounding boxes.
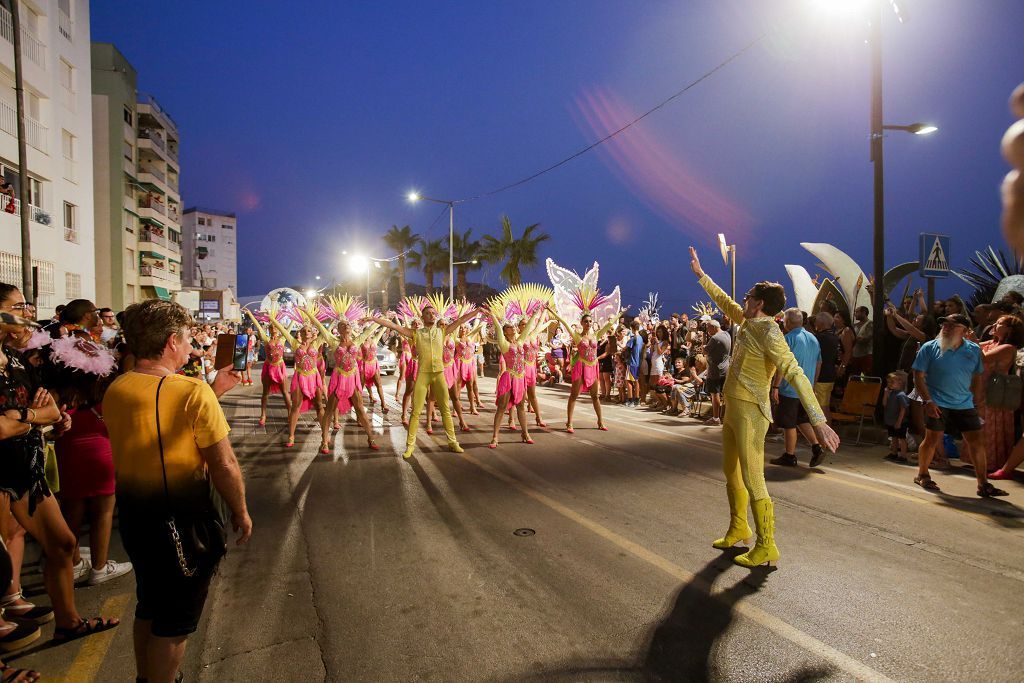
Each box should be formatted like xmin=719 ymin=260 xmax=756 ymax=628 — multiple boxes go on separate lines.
xmin=214 ymin=333 xmax=250 ymax=371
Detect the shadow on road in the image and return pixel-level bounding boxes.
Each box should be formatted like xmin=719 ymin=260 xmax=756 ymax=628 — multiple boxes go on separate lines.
xmin=500 ymin=557 xmax=833 ymax=682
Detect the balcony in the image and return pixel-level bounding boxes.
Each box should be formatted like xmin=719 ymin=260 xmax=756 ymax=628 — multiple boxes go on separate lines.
xmin=138 ymin=229 xmax=167 ymax=247
xmin=0 ymin=7 xmax=46 ymax=68
xmin=138 ymin=196 xmax=167 ymax=217
xmin=0 ymin=198 xmax=52 ymax=226
xmin=58 ymin=10 xmax=72 ymax=42
xmin=137 ymin=129 xmax=178 ymax=167
xmin=138 ymin=164 xmax=165 ymax=183
xmin=0 ymin=100 xmax=48 ymax=153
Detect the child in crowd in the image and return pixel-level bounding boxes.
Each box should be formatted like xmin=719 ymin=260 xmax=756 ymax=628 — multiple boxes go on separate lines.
xmin=652 ymin=367 xmax=676 ymax=410
xmin=883 ymin=370 xmax=910 ymax=463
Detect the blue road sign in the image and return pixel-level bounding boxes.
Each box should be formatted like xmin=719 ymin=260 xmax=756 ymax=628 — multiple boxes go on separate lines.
xmin=919 ymin=233 xmax=951 ymax=278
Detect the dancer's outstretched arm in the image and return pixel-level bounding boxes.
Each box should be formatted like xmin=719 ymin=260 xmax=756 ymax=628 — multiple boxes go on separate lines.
xmin=443 ymin=309 xmax=479 ymax=337
xmin=485 ymin=306 xmax=511 ymax=354
xmin=364 ymin=315 xmax=414 ymax=340
xmin=244 ymin=309 xmax=269 ymax=343
xmin=516 ymin=309 xmax=542 ymax=344
xmin=545 ymin=307 xmax=580 ymax=344
xmin=353 ymin=323 xmax=380 ymax=347
xmin=302 ymin=309 xmax=340 ymax=350
xmin=268 ymin=311 xmax=299 ymax=350
xmin=689 ymin=247 xmax=745 ymax=323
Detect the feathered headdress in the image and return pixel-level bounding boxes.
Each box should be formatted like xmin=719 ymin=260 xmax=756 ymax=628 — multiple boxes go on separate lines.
xmin=691 ymin=301 xmax=720 ymax=319
xmin=396 ymin=295 xmax=428 ymax=325
xmin=24 ymin=328 xmax=53 ymax=351
xmin=546 ymin=258 xmax=622 ymax=328
xmin=326 ymin=295 xmax=366 ymax=328
xmin=503 ymin=283 xmax=553 ymax=320
xmin=425 ymin=292 xmax=459 ymax=325
xmin=638 ymin=292 xmax=662 ymax=326
xmin=49 ymin=336 xmax=118 ymax=377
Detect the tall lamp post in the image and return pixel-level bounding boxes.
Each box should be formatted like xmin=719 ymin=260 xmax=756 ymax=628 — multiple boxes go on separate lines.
xmin=407 ymin=191 xmax=458 ymax=300
xmin=868 ymin=0 xmax=936 ymax=373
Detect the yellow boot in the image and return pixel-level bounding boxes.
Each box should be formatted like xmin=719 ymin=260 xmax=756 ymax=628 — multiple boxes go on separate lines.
xmin=733 ymin=497 xmax=779 ymax=568
xmin=711 ymin=485 xmax=753 ymax=549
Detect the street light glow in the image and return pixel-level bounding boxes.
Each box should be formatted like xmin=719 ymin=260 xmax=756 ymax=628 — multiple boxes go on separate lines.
xmin=407 ymin=191 xmax=421 ymax=203
xmin=348 ymin=255 xmax=369 ymax=275
xmin=809 ymin=0 xmax=872 ymax=17
xmin=912 ymin=124 xmax=938 ymax=135
xmin=304 ymin=289 xmax=317 ymax=299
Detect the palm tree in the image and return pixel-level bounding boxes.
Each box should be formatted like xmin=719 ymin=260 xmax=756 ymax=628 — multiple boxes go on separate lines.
xmin=374 ymin=260 xmax=395 ymax=310
xmin=382 ymin=225 xmax=419 ymax=299
xmin=408 ymin=238 xmax=448 ymax=294
xmin=448 ymin=228 xmax=482 ymax=300
xmin=479 ymin=216 xmax=551 ymax=286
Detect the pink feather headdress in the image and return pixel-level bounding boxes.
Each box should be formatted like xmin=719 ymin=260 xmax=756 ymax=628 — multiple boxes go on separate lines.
xmin=49 ymin=336 xmax=117 ymax=377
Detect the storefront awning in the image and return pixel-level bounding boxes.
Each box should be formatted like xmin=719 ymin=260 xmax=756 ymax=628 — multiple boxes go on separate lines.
xmin=147 ymin=286 xmax=172 ymax=301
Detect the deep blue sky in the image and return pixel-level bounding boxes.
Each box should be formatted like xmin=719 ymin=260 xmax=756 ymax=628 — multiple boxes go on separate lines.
xmin=92 ymin=1 xmax=1024 ymax=310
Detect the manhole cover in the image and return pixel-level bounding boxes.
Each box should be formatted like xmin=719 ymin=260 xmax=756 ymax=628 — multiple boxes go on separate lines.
xmin=513 ymin=528 xmax=536 ymax=537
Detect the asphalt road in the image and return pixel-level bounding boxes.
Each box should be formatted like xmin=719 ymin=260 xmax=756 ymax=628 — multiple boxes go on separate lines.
xmin=19 ymin=374 xmax=1024 ymax=682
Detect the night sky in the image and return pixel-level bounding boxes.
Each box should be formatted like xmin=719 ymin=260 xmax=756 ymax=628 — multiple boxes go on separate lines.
xmin=91 ymin=1 xmax=1024 ymax=311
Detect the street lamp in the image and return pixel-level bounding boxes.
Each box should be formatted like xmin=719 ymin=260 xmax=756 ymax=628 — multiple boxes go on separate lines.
xmin=717 ymin=234 xmax=736 ymax=301
xmin=348 ymin=254 xmax=371 ymax=306
xmin=407 ymin=190 xmax=458 ymax=300
xmin=867 ymin=0 xmax=935 ymax=375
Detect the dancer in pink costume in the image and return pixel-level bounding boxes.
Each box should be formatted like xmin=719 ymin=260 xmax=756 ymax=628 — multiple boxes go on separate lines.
xmin=548 ymin=305 xmax=616 ymax=433
xmin=507 ymin=312 xmax=553 ymax=431
xmin=270 ymin=314 xmax=325 ymax=448
xmin=456 ymin=322 xmax=484 ymax=415
xmin=244 ymin=308 xmax=292 ymax=425
xmin=486 ymin=303 xmax=541 ymax=448
xmin=358 ymin=325 xmax=388 ymax=413
xmin=395 ymin=296 xmax=428 ymax=427
xmin=304 ymin=306 xmax=379 ymax=453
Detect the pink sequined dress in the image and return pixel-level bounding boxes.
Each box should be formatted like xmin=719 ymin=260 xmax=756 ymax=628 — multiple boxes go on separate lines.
xmin=524 ymin=339 xmax=539 ymax=388
xmin=261 ymin=340 xmax=288 ymax=394
xmin=328 ymin=343 xmax=363 ymax=413
xmin=571 ymin=338 xmax=599 ymax=391
xmin=359 ymin=340 xmax=379 ymax=385
xmin=399 ymin=340 xmax=413 ymax=376
xmin=456 ymin=340 xmax=477 ymax=383
xmin=443 ymin=338 xmax=458 ymax=389
xmin=291 ymin=345 xmax=325 ymax=413
xmin=496 ymin=342 xmax=526 ymax=406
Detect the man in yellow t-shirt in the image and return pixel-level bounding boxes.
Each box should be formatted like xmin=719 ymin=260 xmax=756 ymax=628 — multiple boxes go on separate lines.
xmin=367 ymin=304 xmax=478 ymax=458
xmin=104 ymin=300 xmax=251 ymax=683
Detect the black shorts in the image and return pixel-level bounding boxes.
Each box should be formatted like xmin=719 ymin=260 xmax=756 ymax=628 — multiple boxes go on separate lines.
xmin=119 ymin=512 xmax=220 ymax=638
xmin=886 ymin=425 xmax=908 ymax=439
xmin=777 ymin=395 xmax=810 ymax=429
xmin=704 ymin=375 xmax=724 ymax=394
xmin=654 ymin=385 xmax=672 ymax=395
xmin=925 ymin=406 xmax=982 ymax=434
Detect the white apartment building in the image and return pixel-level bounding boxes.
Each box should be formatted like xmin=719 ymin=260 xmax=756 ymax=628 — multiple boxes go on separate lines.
xmin=0 ymin=0 xmax=95 ymax=315
xmin=182 ymin=207 xmax=237 ymax=296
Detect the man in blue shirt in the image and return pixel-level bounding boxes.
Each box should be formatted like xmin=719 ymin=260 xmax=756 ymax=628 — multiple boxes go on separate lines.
xmin=911 ymin=313 xmax=1006 ymax=497
xmin=625 ymin=321 xmax=644 ymax=407
xmin=770 ymin=309 xmax=825 ymax=468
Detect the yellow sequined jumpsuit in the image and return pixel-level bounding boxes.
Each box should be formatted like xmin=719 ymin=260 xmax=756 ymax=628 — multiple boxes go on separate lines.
xmin=699 ymin=275 xmax=824 ymax=566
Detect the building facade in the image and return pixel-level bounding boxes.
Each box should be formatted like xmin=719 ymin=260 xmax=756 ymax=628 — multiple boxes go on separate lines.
xmin=91 ymin=42 xmax=182 ymax=310
xmin=182 ymin=207 xmax=237 ymax=296
xmin=0 ymin=0 xmax=96 ymax=316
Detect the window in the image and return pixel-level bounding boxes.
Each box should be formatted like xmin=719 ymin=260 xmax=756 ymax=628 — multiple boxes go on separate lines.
xmin=28 ymin=178 xmax=42 ymax=208
xmin=58 ymin=0 xmax=73 ymax=42
xmin=26 ymin=92 xmax=40 ymax=121
xmin=169 ymin=262 xmax=178 ymax=274
xmin=127 ymin=284 xmax=135 ymax=304
xmin=221 ymin=224 xmax=233 ymax=230
xmin=127 ymin=248 xmax=135 ymax=270
xmin=65 ymin=272 xmax=81 ymax=298
xmin=123 ymin=107 xmax=133 ymax=126
xmin=61 ymin=131 xmax=75 ymax=160
xmin=123 ymin=141 xmax=133 ymax=162
xmin=197 ymin=217 xmax=206 ymax=226
xmin=63 ymin=202 xmax=77 ymax=243
xmin=59 ymin=60 xmax=75 ymax=112
xmin=207 ymin=235 xmax=216 ymax=243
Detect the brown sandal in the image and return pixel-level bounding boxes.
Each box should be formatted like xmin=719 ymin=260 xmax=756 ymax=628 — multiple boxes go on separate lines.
xmin=52 ymin=616 xmax=119 ymax=644
xmin=914 ymin=475 xmax=940 ymax=491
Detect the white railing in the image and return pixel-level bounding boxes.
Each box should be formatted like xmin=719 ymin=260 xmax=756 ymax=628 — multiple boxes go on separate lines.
xmin=139 ymin=230 xmax=166 ymax=247
xmin=58 ymin=10 xmax=72 ymax=42
xmin=0 ymin=198 xmax=53 ymax=226
xmin=0 ymin=7 xmax=46 ymax=68
xmin=138 ymin=128 xmax=166 ymax=150
xmin=0 ymin=99 xmax=48 ymax=153
xmin=139 ymin=165 xmax=165 ymax=182
xmin=0 ymin=251 xmax=54 ymax=307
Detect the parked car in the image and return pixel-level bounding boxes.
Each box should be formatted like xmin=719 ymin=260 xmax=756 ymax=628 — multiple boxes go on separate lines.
xmin=283 ymin=342 xmax=295 ymax=366
xmin=377 ymin=344 xmax=398 ymax=375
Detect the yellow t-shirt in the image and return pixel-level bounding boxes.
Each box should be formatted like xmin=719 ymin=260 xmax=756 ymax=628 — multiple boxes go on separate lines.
xmin=414 ymin=326 xmax=445 ymax=373
xmin=103 ymin=372 xmax=229 ymax=510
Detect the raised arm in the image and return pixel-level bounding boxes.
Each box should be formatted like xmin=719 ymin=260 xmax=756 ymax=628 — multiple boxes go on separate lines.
xmin=268 ymin=313 xmax=299 ymax=350
xmin=486 ymin=306 xmax=511 ymax=354
xmin=516 ymin=309 xmax=542 ymax=344
xmin=354 ymin=322 xmax=381 ymax=346
xmin=366 ymin=315 xmax=414 ymax=340
xmin=546 ymin=307 xmax=580 ymax=344
xmin=690 ymin=247 xmax=745 ymax=323
xmin=244 ymin=309 xmax=269 ymax=343
xmin=443 ymin=309 xmax=479 ymax=337
xmin=302 ymin=310 xmax=339 ymax=350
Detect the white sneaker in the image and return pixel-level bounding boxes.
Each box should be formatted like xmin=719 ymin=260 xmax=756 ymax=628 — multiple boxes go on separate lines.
xmin=72 ymin=558 xmax=90 ymax=582
xmin=87 ymin=560 xmax=133 ymax=586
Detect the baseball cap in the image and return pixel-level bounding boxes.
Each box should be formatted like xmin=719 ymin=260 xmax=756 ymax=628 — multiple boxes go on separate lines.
xmin=937 ymin=313 xmax=971 ymax=328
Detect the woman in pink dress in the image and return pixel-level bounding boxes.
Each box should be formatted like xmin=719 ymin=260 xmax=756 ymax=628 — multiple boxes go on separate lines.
xmin=401 ymin=320 xmax=421 ymax=427
xmin=486 ymin=305 xmax=540 ymax=448
xmin=507 ymin=313 xmax=552 ymax=431
xmin=977 ymin=315 xmax=1024 ymax=472
xmin=270 ymin=316 xmax=324 ymax=447
xmin=548 ymin=307 xmax=614 ymax=433
xmin=456 ymin=323 xmax=483 ymax=415
xmin=244 ymin=309 xmax=292 ymax=426
xmin=358 ymin=327 xmax=388 ymax=413
xmin=305 ymin=312 xmax=378 ymax=453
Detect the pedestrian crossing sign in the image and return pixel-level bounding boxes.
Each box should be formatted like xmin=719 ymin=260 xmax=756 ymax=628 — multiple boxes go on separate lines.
xmin=919 ymin=233 xmax=951 ymax=278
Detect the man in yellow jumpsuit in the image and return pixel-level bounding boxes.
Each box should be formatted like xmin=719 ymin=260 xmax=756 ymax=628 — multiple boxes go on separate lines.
xmin=690 ymin=247 xmax=840 ymax=568
xmin=367 ymin=305 xmax=478 ymax=458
